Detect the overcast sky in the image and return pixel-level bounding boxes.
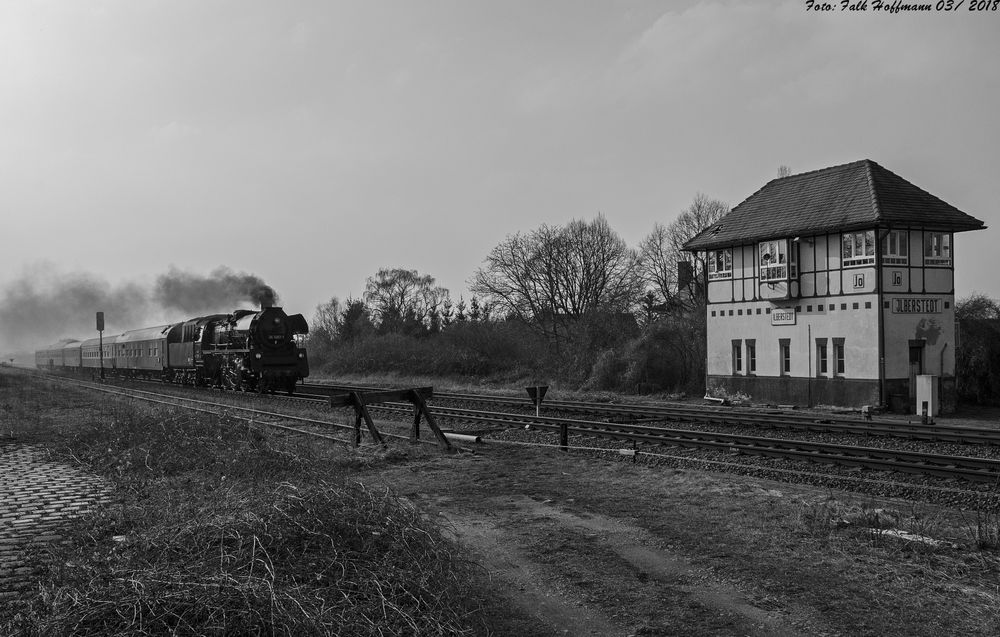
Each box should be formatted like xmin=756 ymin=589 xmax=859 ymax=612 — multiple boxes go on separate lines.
xmin=2 ymin=0 xmax=997 ymax=344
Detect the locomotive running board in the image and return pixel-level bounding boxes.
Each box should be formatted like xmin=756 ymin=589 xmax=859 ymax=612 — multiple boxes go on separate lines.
xmin=330 ymin=387 xmax=453 ymax=452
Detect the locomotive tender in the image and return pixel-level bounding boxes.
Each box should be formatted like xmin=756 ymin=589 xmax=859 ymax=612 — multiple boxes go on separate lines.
xmin=35 ymin=307 xmax=309 ymax=394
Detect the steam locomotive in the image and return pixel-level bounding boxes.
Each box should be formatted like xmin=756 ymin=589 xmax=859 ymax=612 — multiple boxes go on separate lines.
xmin=35 ymin=306 xmax=309 ymax=394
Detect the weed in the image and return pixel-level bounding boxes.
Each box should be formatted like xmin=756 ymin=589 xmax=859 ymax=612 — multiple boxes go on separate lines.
xmin=970 ymin=508 xmax=1000 ymax=551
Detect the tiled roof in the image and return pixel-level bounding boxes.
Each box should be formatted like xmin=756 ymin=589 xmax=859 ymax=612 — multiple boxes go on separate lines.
xmin=683 ymin=160 xmax=986 ymax=251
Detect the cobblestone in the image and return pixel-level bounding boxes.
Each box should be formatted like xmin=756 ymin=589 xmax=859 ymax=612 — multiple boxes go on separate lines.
xmin=0 ymin=443 xmax=110 ymax=601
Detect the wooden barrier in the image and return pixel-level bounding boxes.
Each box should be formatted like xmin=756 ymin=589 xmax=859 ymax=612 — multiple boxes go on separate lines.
xmin=330 ymin=387 xmax=453 ymax=452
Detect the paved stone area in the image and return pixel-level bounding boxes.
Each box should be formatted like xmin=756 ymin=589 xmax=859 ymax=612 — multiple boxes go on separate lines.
xmin=0 ymin=442 xmax=110 ymax=601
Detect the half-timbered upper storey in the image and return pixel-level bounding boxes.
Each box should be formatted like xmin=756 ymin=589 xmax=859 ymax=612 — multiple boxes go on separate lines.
xmin=684 ymin=159 xmax=986 ymax=303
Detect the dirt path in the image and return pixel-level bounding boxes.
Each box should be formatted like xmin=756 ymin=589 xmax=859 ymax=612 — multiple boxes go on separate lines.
xmin=438 ymin=505 xmax=624 ymax=636
xmin=364 ymin=448 xmax=850 ymax=636
xmin=433 ymin=494 xmax=803 ymax=636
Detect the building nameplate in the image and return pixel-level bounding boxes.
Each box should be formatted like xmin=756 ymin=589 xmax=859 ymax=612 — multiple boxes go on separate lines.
xmin=892 ymin=298 xmax=941 ymax=314
xmin=771 ymin=308 xmax=796 ymax=326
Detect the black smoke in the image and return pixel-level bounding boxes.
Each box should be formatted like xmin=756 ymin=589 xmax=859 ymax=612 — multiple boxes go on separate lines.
xmin=153 ymin=266 xmax=279 ymax=315
xmin=0 ymin=263 xmax=280 ymax=353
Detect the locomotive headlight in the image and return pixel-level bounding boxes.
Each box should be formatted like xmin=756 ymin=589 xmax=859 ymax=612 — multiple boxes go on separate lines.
xmin=255 ymin=353 xmax=262 ymax=359
xmin=298 ymin=352 xmax=305 ymax=359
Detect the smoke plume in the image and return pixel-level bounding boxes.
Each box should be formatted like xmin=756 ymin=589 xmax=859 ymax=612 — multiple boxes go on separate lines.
xmin=154 ymin=266 xmax=279 ymax=315
xmin=0 ymin=263 xmax=280 ymax=355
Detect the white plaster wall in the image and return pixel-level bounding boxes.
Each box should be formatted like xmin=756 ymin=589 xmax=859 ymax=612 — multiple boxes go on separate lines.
xmin=924 ymin=268 xmax=953 ymax=293
xmin=882 ymin=294 xmax=956 ymax=378
xmin=706 ymin=295 xmax=880 ymax=379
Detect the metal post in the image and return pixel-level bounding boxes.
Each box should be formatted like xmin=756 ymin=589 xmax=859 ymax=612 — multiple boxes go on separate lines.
xmin=97 ymin=311 xmax=105 ymax=381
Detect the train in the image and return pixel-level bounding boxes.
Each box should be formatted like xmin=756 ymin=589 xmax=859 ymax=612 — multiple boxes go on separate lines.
xmin=34 ymin=306 xmax=310 ymax=394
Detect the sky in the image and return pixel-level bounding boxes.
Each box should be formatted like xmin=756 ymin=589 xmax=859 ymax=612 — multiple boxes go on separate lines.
xmin=1 ymin=0 xmax=998 ymax=351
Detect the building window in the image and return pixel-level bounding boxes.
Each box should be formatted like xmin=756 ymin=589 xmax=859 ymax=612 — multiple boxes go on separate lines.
xmin=746 ymin=340 xmax=756 ymax=374
xmin=842 ymin=230 xmax=876 ymax=267
xmin=924 ymin=232 xmax=951 ymax=266
xmin=758 ymin=239 xmax=797 ymax=282
xmin=779 ymin=339 xmax=790 ymax=376
xmin=833 ymin=338 xmax=845 ymax=376
xmin=881 ymin=230 xmax=908 ymax=265
xmin=708 ymin=249 xmax=733 ymax=280
xmin=816 ymin=339 xmax=828 ymax=377
xmin=732 ymin=340 xmax=742 ymax=375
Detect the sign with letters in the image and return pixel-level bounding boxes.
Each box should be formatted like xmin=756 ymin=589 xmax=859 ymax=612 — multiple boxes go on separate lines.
xmin=892 ymin=298 xmax=941 ymax=314
xmin=771 ymin=308 xmax=796 ymax=325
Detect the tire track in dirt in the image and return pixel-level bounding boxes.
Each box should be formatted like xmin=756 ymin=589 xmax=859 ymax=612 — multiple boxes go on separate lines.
xmin=432 ymin=493 xmax=807 ymax=637
xmin=511 ymin=496 xmax=804 ymax=636
xmin=439 ymin=509 xmax=625 ymax=636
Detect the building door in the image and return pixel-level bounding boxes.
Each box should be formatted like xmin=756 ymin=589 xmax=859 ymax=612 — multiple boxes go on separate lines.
xmin=908 ymin=344 xmax=924 ymax=411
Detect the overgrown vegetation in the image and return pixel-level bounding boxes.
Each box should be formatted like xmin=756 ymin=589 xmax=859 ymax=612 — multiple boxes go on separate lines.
xmin=956 ymin=294 xmax=1000 ymax=405
xmin=0 ymin=372 xmax=506 ymax=635
xmin=309 ymin=197 xmax=729 ymax=394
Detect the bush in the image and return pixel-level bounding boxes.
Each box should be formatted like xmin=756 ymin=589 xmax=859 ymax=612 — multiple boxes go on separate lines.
xmin=320 ymin=322 xmax=550 ymax=380
xmin=956 ymin=318 xmax=1000 ymax=405
xmin=583 ymin=318 xmax=703 ymax=394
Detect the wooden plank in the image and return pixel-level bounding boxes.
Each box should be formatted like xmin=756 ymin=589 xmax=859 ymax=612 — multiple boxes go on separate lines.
xmin=329 ymin=387 xmax=433 ymax=407
xmin=410 ymin=390 xmax=452 ymax=452
xmin=411 ymin=404 xmax=421 ymax=443
xmin=350 ymin=392 xmax=386 ymax=447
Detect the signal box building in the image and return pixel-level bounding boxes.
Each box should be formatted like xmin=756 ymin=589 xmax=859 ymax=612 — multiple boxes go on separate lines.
xmin=683 ymin=160 xmax=986 ymax=411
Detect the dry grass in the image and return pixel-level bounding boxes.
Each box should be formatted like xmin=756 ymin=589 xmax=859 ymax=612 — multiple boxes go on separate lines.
xmin=0 ymin=370 xmax=499 ymax=636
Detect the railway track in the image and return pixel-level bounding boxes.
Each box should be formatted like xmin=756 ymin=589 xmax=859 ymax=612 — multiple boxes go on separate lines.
xmin=369 ymin=404 xmax=1000 ymax=484
xmin=24 ymin=372 xmax=1000 ymax=489
xmin=301 ymin=382 xmax=1000 ymax=447
xmin=42 ymin=376 xmax=440 ymax=449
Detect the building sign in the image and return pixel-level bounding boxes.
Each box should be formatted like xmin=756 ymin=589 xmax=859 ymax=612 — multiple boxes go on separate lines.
xmin=771 ymin=308 xmax=796 ymax=325
xmin=892 ymin=298 xmax=941 ymax=314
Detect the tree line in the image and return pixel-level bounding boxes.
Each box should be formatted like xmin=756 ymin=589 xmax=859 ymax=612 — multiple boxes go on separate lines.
xmin=307 ymin=194 xmax=728 ymax=393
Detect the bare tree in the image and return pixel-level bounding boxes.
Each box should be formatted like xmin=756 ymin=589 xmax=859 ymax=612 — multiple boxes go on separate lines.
xmin=637 ymin=193 xmax=729 ymax=313
xmin=363 ymin=268 xmax=449 ymax=334
xmin=777 ymin=165 xmax=792 ymax=178
xmin=471 ymin=215 xmax=641 ymax=344
xmin=311 ymin=296 xmax=343 ymax=342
